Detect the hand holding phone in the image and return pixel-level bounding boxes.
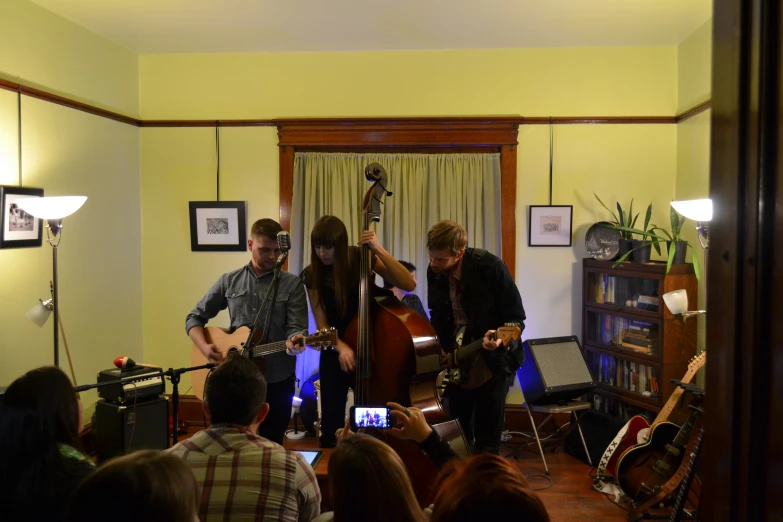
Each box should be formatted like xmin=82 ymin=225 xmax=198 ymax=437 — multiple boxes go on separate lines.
xmin=386 ymin=402 xmax=433 ymax=443
xmin=349 ymin=406 xmax=393 ymax=431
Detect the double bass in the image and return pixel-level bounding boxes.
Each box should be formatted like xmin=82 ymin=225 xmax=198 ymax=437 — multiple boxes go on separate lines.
xmin=344 ymin=162 xmax=470 ymax=505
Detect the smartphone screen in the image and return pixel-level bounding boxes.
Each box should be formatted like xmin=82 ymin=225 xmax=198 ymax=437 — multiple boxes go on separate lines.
xmin=351 ymin=406 xmax=392 ymax=430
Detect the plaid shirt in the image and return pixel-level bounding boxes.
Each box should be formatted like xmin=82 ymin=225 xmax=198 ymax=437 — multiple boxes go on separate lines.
xmin=169 ymin=425 xmax=321 ymax=522
xmin=447 ymin=260 xmax=493 ymax=389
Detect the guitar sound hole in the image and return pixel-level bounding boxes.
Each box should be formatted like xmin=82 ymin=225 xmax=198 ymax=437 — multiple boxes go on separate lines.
xmin=228 ymin=347 xmax=238 ymax=353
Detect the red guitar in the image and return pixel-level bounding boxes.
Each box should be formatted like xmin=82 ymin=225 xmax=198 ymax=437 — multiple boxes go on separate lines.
xmin=603 ymin=351 xmax=706 ymax=477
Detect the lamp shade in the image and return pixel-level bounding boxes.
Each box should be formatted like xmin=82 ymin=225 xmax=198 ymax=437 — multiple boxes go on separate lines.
xmin=662 ymin=289 xmax=688 ymax=315
xmin=671 ymin=199 xmax=712 ymax=222
xmin=26 ymin=299 xmax=53 ymax=328
xmin=16 ymin=196 xmax=87 ymax=219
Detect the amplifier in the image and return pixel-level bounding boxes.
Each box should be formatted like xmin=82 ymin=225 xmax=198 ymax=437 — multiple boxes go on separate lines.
xmin=97 ymin=367 xmax=165 ymax=404
xmin=95 ymin=396 xmax=169 ymax=462
xmin=517 ymin=336 xmax=596 ymax=405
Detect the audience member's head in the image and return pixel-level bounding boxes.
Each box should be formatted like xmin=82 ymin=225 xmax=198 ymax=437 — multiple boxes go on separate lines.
xmin=66 ymin=450 xmax=199 ymax=522
xmin=0 ymin=366 xmax=89 ymax=518
xmin=328 ymin=433 xmax=425 ymax=522
xmin=383 ymin=260 xmax=417 ymax=290
xmin=429 ymin=454 xmax=550 ymax=522
xmin=204 ymin=352 xmax=269 ymax=428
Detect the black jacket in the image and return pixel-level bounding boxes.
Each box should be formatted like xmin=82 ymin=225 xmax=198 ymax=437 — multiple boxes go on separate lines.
xmin=427 ymin=248 xmax=526 ymax=379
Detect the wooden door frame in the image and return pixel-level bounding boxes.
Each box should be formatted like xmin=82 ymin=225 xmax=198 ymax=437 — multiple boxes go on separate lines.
xmin=275 ymin=116 xmax=521 ymax=278
xmin=703 ymin=0 xmax=783 ymax=519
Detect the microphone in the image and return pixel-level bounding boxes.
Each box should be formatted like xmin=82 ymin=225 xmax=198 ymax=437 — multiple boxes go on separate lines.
xmin=113 ymin=356 xmax=159 ymax=370
xmin=277 ymin=230 xmax=291 ymax=253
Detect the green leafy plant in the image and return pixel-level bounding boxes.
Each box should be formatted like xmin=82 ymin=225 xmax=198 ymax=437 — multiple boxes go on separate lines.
xmin=593 ymin=194 xmax=638 ymax=241
xmin=602 ymin=204 xmax=700 ymax=281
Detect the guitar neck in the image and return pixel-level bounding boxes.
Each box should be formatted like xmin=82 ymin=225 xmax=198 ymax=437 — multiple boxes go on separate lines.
xmin=248 ymin=340 xmax=290 ymax=358
xmin=456 ymin=334 xmax=494 ymax=361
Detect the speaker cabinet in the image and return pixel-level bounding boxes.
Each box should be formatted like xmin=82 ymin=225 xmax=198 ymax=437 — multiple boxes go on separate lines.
xmin=95 ymin=396 xmax=169 ymax=462
xmin=517 ymin=336 xmax=595 ymax=405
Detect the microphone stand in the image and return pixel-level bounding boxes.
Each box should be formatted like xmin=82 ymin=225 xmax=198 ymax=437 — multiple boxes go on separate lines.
xmin=245 ymin=250 xmax=289 ymax=348
xmin=164 ymin=363 xmax=215 ymax=447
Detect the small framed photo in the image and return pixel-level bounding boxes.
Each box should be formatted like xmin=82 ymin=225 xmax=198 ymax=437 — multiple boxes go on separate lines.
xmin=528 ymin=205 xmax=573 ymax=247
xmin=189 ymin=201 xmax=247 ymax=252
xmin=0 ymin=186 xmax=44 ymax=249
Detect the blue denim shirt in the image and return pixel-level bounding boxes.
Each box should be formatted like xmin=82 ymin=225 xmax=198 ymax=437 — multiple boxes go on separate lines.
xmin=186 ymin=263 xmax=308 ymax=383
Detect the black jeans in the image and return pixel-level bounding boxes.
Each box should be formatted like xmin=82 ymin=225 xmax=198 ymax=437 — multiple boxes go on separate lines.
xmin=257 ymin=375 xmax=296 ymax=444
xmin=446 ymin=374 xmax=512 ymax=454
xmin=318 ymin=350 xmax=354 ymax=448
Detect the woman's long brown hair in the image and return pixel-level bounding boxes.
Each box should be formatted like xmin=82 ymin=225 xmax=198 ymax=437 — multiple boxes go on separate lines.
xmin=309 ymin=215 xmax=353 ymax=316
xmin=328 ymin=433 xmax=426 ymax=522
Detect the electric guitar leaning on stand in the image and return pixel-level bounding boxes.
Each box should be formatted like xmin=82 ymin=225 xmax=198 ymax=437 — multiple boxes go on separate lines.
xmin=603 ymin=351 xmax=706 ymax=478
xmin=190 ymin=326 xmax=337 ymax=400
xmin=441 ymin=324 xmax=522 ymax=385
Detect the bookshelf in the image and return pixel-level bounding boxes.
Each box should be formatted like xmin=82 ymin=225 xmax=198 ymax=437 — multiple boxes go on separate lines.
xmin=582 ymin=258 xmax=698 ymax=422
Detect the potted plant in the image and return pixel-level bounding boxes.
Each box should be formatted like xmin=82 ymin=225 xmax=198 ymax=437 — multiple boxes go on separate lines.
xmin=630 ymin=203 xmax=657 ymax=263
xmin=593 ymin=194 xmax=638 ymax=259
xmin=605 ymin=204 xmax=701 ymax=281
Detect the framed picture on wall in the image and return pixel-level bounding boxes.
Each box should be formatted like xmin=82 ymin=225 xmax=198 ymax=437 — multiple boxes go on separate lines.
xmin=188 ymin=201 xmax=247 ymax=252
xmin=0 ymin=186 xmax=44 ymax=249
xmin=528 ymin=205 xmax=573 ymax=247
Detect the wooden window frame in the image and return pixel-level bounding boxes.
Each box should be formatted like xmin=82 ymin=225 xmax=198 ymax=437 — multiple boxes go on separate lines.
xmin=276 ymin=117 xmax=521 ymax=278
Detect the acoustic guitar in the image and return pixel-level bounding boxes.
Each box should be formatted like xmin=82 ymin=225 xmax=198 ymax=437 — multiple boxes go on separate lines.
xmin=604 ymin=351 xmax=706 ymax=478
xmin=442 ymin=324 xmax=522 ymax=385
xmin=190 ymin=326 xmax=337 ymax=400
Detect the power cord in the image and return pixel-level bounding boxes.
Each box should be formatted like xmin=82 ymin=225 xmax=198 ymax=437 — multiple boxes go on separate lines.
xmin=126 ymin=383 xmax=139 ymax=453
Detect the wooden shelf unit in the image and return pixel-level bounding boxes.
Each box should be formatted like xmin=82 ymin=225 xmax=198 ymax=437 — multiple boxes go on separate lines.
xmin=581 ymin=258 xmax=698 ymax=421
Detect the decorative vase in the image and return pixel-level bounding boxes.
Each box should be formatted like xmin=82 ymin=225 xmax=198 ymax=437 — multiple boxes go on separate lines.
xmin=667 ymin=241 xmax=688 ymax=264
xmin=631 ymin=240 xmax=652 ymax=263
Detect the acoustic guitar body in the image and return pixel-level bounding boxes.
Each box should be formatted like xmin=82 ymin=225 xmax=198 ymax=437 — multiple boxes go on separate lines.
xmin=191 ymin=326 xmax=261 ymax=400
xmin=616 ymin=421 xmax=682 ymax=500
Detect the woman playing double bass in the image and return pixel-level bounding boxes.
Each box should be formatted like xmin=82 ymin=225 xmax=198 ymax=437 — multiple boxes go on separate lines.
xmin=301 ymin=215 xmax=416 ymax=447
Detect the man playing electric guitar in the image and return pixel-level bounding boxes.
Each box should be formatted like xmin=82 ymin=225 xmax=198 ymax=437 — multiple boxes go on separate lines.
xmin=186 ymin=218 xmax=308 ymax=444
xmin=427 ymin=220 xmax=526 ymax=454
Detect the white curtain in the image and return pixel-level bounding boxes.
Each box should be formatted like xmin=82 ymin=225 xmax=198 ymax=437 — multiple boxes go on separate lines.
xmin=289 ymin=152 xmax=502 ymax=385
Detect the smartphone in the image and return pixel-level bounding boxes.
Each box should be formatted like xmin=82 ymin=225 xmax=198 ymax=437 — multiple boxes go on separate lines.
xmin=350 ymin=406 xmax=393 ymax=430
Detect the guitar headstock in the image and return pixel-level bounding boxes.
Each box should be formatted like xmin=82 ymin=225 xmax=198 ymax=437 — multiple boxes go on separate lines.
xmin=496 ymin=323 xmax=522 ymax=345
xmin=688 ymin=351 xmax=706 ymax=373
xmin=305 ymin=328 xmax=339 ymax=350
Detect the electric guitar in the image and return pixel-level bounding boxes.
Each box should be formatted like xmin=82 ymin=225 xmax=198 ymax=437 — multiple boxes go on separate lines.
xmin=603 ymin=351 xmax=706 ymax=478
xmin=190 ymin=326 xmax=337 ymax=400
xmin=442 ymin=324 xmax=521 ymax=385
xmin=616 ymin=400 xmax=704 ymax=503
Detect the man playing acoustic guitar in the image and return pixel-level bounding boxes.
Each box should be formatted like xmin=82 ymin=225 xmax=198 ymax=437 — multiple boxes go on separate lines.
xmin=186 ymin=218 xmax=308 ymax=444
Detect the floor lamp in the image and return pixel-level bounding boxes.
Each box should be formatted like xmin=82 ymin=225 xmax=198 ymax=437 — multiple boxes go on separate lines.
xmin=17 ymin=196 xmax=87 ymax=368
xmin=663 ymin=198 xmax=712 ymax=321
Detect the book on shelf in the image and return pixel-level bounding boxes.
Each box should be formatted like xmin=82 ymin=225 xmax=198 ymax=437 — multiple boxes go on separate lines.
xmin=593 ymin=274 xmax=659 ymax=312
xmin=596 ymin=354 xmax=659 ymax=398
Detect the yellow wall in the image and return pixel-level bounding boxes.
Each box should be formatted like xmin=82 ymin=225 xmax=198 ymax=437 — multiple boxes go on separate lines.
xmin=139 ymin=47 xmax=676 ymax=119
xmin=0 ymin=0 xmax=141 ymax=417
xmin=676 ymin=19 xmax=712 ymax=360
xmin=138 ymin=48 xmax=678 ymax=392
xmin=0 ymin=0 xmax=139 ymax=117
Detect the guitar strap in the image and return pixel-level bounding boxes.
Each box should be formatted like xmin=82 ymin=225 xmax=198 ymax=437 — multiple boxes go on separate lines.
xmin=593 ymin=419 xmax=630 ymax=502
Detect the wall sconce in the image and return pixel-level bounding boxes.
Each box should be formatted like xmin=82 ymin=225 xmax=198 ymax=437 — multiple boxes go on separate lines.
xmin=663 ymin=289 xmax=706 ymax=322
